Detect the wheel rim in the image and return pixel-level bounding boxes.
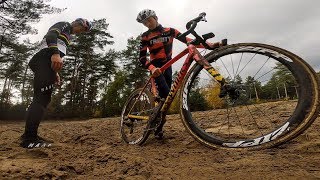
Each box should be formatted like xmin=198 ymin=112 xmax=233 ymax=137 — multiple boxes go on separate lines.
xmin=182 ymin=44 xmax=314 ymax=148
xmin=121 ymin=91 xmax=153 ymax=144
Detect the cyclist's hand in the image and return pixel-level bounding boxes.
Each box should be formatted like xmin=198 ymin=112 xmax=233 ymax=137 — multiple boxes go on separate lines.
xmin=151 ymin=68 xmax=162 ymax=78
xmin=55 ymin=72 xmax=61 ymax=86
xmin=51 ymin=54 xmax=63 ymax=72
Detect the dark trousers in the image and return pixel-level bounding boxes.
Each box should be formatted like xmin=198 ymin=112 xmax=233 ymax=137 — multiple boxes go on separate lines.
xmin=23 ymin=49 xmax=56 ymax=138
xmin=153 ymin=62 xmax=172 ymax=99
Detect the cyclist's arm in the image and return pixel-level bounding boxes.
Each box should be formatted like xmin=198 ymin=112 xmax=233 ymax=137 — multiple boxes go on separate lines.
xmin=45 ymin=28 xmax=61 ymax=55
xmin=139 ymin=36 xmax=156 ymax=71
xmin=44 ymin=22 xmax=70 ymax=55
xmin=173 ymin=28 xmax=193 ymax=44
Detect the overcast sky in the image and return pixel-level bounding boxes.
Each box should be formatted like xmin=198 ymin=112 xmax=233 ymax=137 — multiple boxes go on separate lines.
xmin=27 ymin=0 xmax=320 ymax=71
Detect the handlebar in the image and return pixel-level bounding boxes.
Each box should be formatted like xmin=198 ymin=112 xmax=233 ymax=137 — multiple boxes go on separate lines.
xmin=178 ymin=12 xmax=223 ymax=50
xmin=187 ymin=12 xmax=207 ymax=29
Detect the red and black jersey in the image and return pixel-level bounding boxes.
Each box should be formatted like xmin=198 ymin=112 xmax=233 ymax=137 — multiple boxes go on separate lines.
xmin=139 ymin=24 xmax=191 ymax=71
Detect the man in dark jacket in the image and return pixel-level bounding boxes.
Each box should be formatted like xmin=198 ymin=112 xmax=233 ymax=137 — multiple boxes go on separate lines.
xmin=20 ymin=18 xmax=92 ymax=148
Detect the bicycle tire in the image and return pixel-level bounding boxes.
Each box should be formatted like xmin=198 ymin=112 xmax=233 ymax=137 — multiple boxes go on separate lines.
xmin=180 ymin=43 xmax=320 ymax=149
xmin=120 ymin=88 xmax=155 ymax=145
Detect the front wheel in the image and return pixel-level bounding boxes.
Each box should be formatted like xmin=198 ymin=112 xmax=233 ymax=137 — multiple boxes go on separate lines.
xmin=180 ymin=43 xmax=320 ymax=149
xmin=120 ymin=88 xmax=155 ymax=145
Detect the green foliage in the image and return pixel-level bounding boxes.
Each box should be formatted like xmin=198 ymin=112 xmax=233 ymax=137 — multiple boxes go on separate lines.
xmin=101 ymin=71 xmax=128 ymax=117
xmin=260 ymin=63 xmax=297 ymax=100
xmin=189 ymin=88 xmax=208 ymax=111
xmin=0 ymin=39 xmax=36 ymax=108
xmin=99 ymin=36 xmax=148 ymax=117
xmin=47 ymin=19 xmax=116 ymax=118
xmin=0 ymin=0 xmax=64 ymax=36
xmin=121 ymin=36 xmax=148 ymax=89
xmin=202 ymin=82 xmax=224 ymax=109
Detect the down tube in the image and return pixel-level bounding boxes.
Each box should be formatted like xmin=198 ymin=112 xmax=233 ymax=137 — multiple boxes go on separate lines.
xmin=161 ymin=54 xmax=194 ymax=113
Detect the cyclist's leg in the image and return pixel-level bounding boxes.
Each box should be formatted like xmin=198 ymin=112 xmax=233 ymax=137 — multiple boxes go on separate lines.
xmin=152 ymin=60 xmax=172 ymax=99
xmin=154 ymin=66 xmax=172 ymax=139
xmin=163 ymin=66 xmax=173 ymax=89
xmin=154 ymin=74 xmax=170 ymax=99
xmin=21 ymin=49 xmax=56 ymax=146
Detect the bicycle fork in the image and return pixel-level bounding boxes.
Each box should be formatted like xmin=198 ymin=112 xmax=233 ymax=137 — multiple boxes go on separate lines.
xmin=190 ymin=45 xmax=226 ymax=86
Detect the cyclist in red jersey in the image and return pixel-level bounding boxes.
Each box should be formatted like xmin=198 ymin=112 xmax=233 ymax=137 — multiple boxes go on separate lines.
xmin=137 ymin=9 xmax=221 ymax=139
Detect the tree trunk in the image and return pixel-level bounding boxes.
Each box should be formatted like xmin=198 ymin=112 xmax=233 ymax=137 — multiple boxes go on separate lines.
xmin=276 ymin=86 xmax=281 ymax=99
xmin=0 ymin=35 xmax=3 ymax=53
xmin=1 ymin=76 xmax=8 ymax=104
xmin=69 ymin=57 xmax=77 ymax=108
xmin=283 ymin=83 xmax=288 ymax=100
xmin=294 ymin=86 xmax=299 ymax=99
xmin=21 ymin=62 xmax=29 ymax=105
xmin=5 ymin=78 xmax=11 ymax=104
xmin=254 ymin=83 xmax=259 ymax=101
xmin=26 ymin=84 xmax=32 ymax=106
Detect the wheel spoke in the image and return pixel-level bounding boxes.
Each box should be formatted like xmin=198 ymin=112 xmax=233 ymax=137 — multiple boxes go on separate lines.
xmin=219 ymin=56 xmax=233 ymax=80
xmin=244 ymin=104 xmax=264 ymax=136
xmin=230 ymin=54 xmax=235 ymax=80
xmin=120 ymin=89 xmax=154 ymax=145
xmin=255 ymin=68 xmax=276 ymax=82
xmin=181 ymin=44 xmax=315 ymax=149
xmin=235 ymin=53 xmax=244 ymax=77
xmin=237 ymin=53 xmax=257 ymax=76
xmin=252 ymin=57 xmax=271 ymax=79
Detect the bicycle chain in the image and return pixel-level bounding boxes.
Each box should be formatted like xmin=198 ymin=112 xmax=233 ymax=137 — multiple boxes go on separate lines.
xmin=145 ymin=101 xmax=165 ymax=132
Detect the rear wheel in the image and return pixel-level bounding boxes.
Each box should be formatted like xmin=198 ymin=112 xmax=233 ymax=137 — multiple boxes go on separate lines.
xmin=120 ymin=88 xmax=155 ymax=145
xmin=180 ymin=43 xmax=320 ymax=149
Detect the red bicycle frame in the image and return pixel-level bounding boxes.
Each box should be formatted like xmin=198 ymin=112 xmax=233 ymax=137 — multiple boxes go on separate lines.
xmin=147 ymin=44 xmax=225 ymax=114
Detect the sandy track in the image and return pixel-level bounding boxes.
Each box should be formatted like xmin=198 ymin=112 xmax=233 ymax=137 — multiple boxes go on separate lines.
xmin=0 ymin=115 xmax=319 ymax=179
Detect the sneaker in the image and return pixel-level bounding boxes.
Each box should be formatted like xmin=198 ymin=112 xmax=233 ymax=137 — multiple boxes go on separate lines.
xmin=20 ymin=135 xmax=53 ymax=149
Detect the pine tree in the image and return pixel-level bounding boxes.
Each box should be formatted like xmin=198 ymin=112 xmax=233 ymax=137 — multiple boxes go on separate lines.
xmin=121 ymin=36 xmax=149 ymax=90
xmin=48 ymin=18 xmax=115 ymax=118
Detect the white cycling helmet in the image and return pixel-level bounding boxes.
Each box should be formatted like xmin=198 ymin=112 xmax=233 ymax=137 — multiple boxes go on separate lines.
xmin=136 ymin=9 xmax=157 ymax=23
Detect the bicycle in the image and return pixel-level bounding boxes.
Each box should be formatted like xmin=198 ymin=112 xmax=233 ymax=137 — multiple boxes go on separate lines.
xmin=120 ymin=12 xmax=320 ymax=149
